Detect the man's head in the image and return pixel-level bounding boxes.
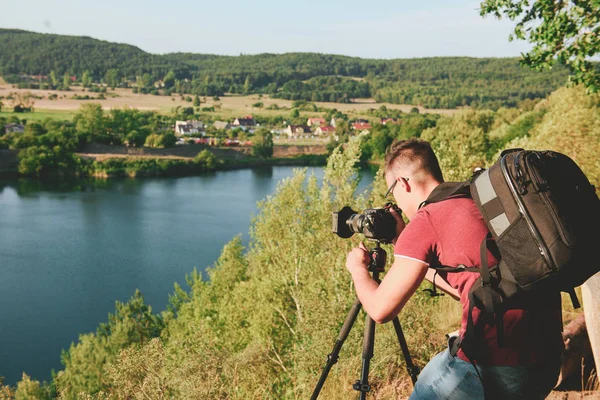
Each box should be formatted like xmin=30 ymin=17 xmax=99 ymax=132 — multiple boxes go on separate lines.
xmin=384 ymin=138 xmax=443 ymax=219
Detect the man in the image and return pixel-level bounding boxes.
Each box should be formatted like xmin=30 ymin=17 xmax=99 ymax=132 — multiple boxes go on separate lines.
xmin=345 ymin=138 xmax=563 ymax=399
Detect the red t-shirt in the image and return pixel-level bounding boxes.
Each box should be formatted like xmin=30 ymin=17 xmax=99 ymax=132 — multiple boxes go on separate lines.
xmin=394 ymin=197 xmax=564 ymax=366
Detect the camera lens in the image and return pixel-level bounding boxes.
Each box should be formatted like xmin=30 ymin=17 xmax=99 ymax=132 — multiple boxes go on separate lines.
xmin=347 ymin=213 xmax=366 ymax=234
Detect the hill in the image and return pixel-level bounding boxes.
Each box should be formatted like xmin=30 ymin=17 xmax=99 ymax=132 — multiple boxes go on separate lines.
xmin=0 ymin=28 xmax=570 ymax=109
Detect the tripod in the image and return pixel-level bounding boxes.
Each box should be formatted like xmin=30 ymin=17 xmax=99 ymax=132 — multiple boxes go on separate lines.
xmin=311 ymin=242 xmax=420 ymax=400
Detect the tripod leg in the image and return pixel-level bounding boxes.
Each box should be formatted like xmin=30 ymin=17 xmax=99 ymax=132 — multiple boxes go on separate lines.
xmin=391 ymin=316 xmax=420 ymax=384
xmin=311 ymin=298 xmax=362 ymax=400
xmin=354 ymin=313 xmax=376 ymax=400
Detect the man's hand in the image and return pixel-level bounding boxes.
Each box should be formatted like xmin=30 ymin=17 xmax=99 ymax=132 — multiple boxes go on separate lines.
xmin=389 ymin=207 xmax=406 ymax=244
xmin=346 ymin=242 xmax=371 ymax=277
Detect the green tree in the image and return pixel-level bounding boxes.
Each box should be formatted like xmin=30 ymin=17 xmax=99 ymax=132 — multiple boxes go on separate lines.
xmin=105 ymin=69 xmax=119 ymax=89
xmin=124 ymin=130 xmax=146 ymax=147
xmin=14 ymin=373 xmax=48 ymax=400
xmin=49 ymin=70 xmax=58 ymax=87
xmin=193 ymin=95 xmax=201 ymax=107
xmin=0 ymin=99 xmax=3 ymax=113
xmin=81 ymin=70 xmax=92 ymax=87
xmin=144 ymin=133 xmax=160 ymax=148
xmin=161 ymin=133 xmax=177 ymax=148
xmin=251 ymin=128 xmax=273 ymax=158
xmin=74 ymin=103 xmax=106 ymax=142
xmin=243 ymin=76 xmax=252 ymax=94
xmin=62 ymin=73 xmax=71 ymax=90
xmin=194 ymin=149 xmax=217 ymax=169
xmin=480 ymin=0 xmax=600 ymax=92
xmin=163 ymin=70 xmax=176 ymax=89
xmin=56 ymin=290 xmax=164 ymax=398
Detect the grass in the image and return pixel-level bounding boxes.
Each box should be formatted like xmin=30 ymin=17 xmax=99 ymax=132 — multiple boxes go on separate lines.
xmin=0 ymin=109 xmax=76 ymax=122
xmin=0 ymin=86 xmax=458 ymax=121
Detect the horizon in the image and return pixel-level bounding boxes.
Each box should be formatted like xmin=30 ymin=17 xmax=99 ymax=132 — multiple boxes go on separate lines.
xmin=0 ymin=0 xmax=532 ymax=59
xmin=0 ymin=26 xmax=529 ymax=61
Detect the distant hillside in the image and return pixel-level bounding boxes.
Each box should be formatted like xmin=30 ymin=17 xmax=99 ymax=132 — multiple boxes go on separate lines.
xmin=0 ymin=28 xmax=570 ymax=109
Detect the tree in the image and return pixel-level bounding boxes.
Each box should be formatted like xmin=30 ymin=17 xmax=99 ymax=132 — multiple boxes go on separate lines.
xmin=74 ymin=103 xmax=105 ymax=142
xmin=81 ymin=70 xmax=92 ymax=87
xmin=49 ymin=70 xmax=58 ymax=87
xmin=105 ymin=69 xmax=119 ymax=89
xmin=251 ymin=128 xmax=273 ymax=158
xmin=194 ymin=149 xmax=217 ymax=169
xmin=63 ymin=73 xmax=71 ymax=90
xmin=163 ymin=70 xmax=176 ymax=89
xmin=0 ymin=99 xmax=3 ymax=113
xmin=243 ymin=76 xmax=252 ymax=94
xmin=193 ymin=95 xmax=201 ymax=107
xmin=480 ymin=0 xmax=600 ymax=92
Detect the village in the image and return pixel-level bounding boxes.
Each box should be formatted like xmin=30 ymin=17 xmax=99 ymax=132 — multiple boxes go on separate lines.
xmin=171 ymin=115 xmax=391 ymax=147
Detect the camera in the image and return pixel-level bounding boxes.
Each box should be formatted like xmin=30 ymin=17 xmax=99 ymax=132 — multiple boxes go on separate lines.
xmin=332 ymin=203 xmax=401 ymax=244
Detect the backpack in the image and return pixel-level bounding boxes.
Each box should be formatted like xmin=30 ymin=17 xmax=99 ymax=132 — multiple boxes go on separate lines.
xmin=423 ymin=148 xmax=600 ymax=360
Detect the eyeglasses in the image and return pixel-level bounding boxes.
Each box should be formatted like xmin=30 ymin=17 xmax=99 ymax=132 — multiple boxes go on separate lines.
xmin=385 ymin=177 xmax=408 ymax=198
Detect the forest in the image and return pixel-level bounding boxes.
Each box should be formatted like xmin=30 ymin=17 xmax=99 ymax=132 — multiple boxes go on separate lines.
xmin=0 ymin=29 xmax=571 ymax=109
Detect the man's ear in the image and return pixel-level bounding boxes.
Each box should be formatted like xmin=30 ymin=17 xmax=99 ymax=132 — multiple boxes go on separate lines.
xmin=401 ymin=177 xmax=411 ymax=192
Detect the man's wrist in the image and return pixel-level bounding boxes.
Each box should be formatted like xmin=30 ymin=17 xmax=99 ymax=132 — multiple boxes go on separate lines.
xmin=351 ymin=267 xmax=371 ymax=281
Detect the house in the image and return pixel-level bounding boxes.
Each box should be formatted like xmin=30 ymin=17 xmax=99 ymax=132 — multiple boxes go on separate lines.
xmin=315 ymin=126 xmax=335 ymax=136
xmin=213 ymin=121 xmax=231 ymax=130
xmin=307 ymin=117 xmax=326 ymax=127
xmin=330 ymin=117 xmax=337 ymax=128
xmin=354 ymin=119 xmax=369 ymax=124
xmin=4 ymin=123 xmax=25 ymax=134
xmin=232 ymin=116 xmax=256 ymax=127
xmin=286 ymin=125 xmax=311 ymax=137
xmin=175 ymin=120 xmax=205 ymax=136
xmin=351 ymin=122 xmax=372 ymax=131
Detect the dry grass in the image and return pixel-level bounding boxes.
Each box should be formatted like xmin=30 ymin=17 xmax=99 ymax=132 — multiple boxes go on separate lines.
xmin=0 ymin=85 xmax=458 ymax=119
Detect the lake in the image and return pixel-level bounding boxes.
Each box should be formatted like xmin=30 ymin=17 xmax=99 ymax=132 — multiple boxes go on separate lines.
xmin=0 ymin=166 xmax=375 ymax=385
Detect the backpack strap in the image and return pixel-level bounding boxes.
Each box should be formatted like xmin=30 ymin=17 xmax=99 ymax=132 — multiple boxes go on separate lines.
xmin=420 ymin=181 xmax=471 ymax=208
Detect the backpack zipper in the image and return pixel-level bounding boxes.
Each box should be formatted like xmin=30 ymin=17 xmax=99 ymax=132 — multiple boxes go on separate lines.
xmin=501 ymin=153 xmax=557 ymax=272
xmin=526 ymin=152 xmax=571 ymax=247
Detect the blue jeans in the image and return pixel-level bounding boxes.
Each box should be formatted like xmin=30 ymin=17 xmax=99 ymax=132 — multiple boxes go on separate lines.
xmin=409 ymin=347 xmax=561 ymax=400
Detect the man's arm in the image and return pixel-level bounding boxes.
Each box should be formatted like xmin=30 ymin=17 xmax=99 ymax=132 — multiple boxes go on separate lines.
xmin=346 ymin=245 xmax=428 ymax=324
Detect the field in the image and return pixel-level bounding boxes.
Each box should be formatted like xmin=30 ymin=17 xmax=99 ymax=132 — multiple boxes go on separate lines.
xmin=0 ymin=84 xmax=458 ymax=121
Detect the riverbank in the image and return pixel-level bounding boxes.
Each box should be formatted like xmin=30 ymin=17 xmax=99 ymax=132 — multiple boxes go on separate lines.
xmin=0 ymin=143 xmax=330 ymax=179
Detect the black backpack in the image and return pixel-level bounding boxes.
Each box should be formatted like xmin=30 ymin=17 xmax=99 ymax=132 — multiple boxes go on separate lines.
xmin=423 ymin=148 xmax=600 ymax=360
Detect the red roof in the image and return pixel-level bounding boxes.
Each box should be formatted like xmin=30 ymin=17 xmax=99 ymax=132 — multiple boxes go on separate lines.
xmin=319 ymin=126 xmax=335 ymax=132
xmin=352 ymin=122 xmax=372 ymax=130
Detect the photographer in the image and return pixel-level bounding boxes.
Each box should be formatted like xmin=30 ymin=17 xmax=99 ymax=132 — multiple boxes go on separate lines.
xmin=345 ymin=138 xmax=563 ymax=399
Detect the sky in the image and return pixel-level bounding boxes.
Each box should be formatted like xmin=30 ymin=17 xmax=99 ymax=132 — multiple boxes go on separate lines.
xmin=0 ymin=0 xmax=533 ymax=59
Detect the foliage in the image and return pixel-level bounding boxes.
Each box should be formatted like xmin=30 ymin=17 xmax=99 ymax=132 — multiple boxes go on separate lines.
xmin=55 ymin=290 xmax=164 ymax=398
xmin=194 ymin=149 xmax=217 ymax=169
xmin=5 ymin=87 xmax=599 ymax=398
xmin=73 ymin=103 xmax=107 ymax=143
xmin=0 ymin=29 xmax=577 ymax=109
xmin=481 ymin=0 xmax=600 ymax=92
xmin=144 ymin=133 xmax=176 ymax=148
xmin=18 ymin=145 xmax=86 ymax=178
xmin=14 ymin=373 xmax=50 ymax=400
xmin=251 ymin=128 xmax=274 ymax=158
xmin=91 ymin=156 xmax=219 ymax=178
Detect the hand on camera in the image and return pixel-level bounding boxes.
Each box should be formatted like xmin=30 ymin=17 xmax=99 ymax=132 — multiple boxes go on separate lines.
xmin=389 ymin=206 xmax=406 ymax=244
xmin=346 ymin=242 xmax=371 ymax=277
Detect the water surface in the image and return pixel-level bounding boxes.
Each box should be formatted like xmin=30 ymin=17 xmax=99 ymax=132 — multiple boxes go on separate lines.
xmin=0 ymin=166 xmax=375 ymax=384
